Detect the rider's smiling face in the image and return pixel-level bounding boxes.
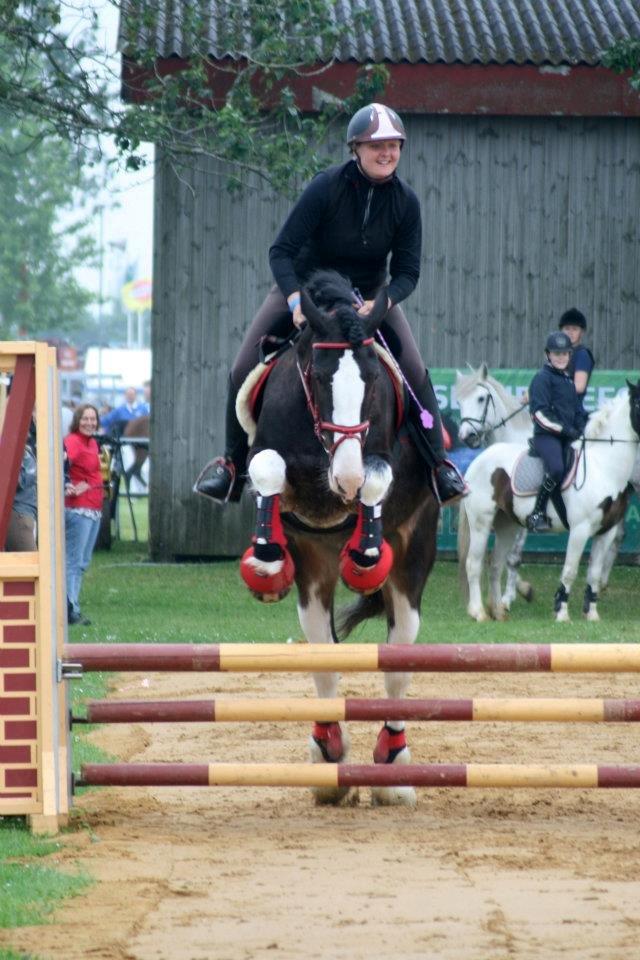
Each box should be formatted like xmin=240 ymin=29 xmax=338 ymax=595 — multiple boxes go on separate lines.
xmin=355 ymin=139 xmax=402 ymax=180
xmin=548 ymin=350 xmax=571 ymax=371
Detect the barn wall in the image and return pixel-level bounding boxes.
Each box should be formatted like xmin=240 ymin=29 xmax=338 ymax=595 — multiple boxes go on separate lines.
xmin=150 ymin=114 xmax=640 ymax=560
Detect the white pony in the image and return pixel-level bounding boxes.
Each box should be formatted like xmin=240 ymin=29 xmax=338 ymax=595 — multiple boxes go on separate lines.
xmin=458 ymin=381 xmax=640 ymax=622
xmin=455 ymin=364 xmax=533 ymax=610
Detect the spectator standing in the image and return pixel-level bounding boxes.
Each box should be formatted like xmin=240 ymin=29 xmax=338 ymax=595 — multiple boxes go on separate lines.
xmin=100 ymin=386 xmax=145 ymax=438
xmin=64 ymin=403 xmax=103 ymax=625
xmin=6 ymin=429 xmax=37 ymax=551
xmin=138 ymin=380 xmax=151 ymax=416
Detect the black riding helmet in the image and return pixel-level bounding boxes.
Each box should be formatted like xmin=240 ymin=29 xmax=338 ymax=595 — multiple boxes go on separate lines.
xmin=347 ymin=103 xmax=406 ymax=148
xmin=545 ymin=331 xmax=573 ymax=353
xmin=559 ymin=308 xmax=587 ymax=330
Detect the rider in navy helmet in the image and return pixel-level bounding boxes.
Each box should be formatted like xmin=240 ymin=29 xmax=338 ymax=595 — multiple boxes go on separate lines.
xmin=526 ymin=331 xmax=587 ymax=532
xmin=558 ymin=307 xmax=595 ymax=420
xmin=194 ymin=103 xmax=467 ymax=507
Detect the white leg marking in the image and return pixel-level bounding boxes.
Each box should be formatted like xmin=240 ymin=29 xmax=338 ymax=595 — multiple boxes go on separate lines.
xmin=298 ymin=591 xmax=338 ymax=699
xmin=248 ymin=449 xmax=286 ymax=497
xmin=372 ymin=584 xmax=419 ymax=808
xmin=360 ymin=458 xmax=393 ymax=507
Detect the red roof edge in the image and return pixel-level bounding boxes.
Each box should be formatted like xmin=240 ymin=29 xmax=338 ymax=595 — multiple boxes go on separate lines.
xmin=122 ymin=59 xmax=640 ymax=118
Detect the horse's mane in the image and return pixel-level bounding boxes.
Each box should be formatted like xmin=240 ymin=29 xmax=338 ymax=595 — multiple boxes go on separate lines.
xmin=584 ymin=391 xmax=627 ymax=439
xmin=457 ymin=366 xmax=530 ymax=428
xmin=304 ymin=270 xmax=367 ymax=346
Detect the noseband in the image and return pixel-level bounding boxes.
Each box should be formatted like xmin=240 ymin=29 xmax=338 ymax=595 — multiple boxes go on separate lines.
xmin=459 ymin=388 xmax=495 ymax=441
xmin=297 ymin=338 xmax=374 ymax=457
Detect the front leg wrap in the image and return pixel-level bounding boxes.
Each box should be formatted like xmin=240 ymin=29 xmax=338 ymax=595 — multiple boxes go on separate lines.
xmin=339 ymin=502 xmax=393 ymax=595
xmin=240 ymin=494 xmax=295 ymax=602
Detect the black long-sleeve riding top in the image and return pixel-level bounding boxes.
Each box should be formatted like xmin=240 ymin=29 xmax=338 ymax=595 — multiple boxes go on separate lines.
xmin=269 ymin=159 xmax=421 ymax=306
xmin=529 ymin=362 xmax=588 ymax=439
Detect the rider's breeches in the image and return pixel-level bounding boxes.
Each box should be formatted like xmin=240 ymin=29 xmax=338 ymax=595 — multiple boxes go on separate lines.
xmin=532 ymin=434 xmax=571 ymax=485
xmin=231 ymin=286 xmax=293 ymax=390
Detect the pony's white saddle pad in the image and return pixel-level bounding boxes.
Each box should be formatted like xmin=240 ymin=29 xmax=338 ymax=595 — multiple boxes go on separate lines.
xmin=511 ymin=450 xmax=577 ymax=497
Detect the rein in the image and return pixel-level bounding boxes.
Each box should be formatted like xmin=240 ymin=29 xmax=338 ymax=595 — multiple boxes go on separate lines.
xmin=459 ymin=386 xmax=529 ymax=442
xmin=297 ymin=337 xmax=374 ymax=456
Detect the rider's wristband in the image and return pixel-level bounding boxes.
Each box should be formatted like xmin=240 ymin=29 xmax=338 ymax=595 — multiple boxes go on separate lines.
xmin=287 ymin=294 xmax=301 ymax=313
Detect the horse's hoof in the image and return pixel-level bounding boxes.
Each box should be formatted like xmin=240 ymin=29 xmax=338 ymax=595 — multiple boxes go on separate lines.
xmin=517 ymin=582 xmax=534 ymax=602
xmin=585 ymin=608 xmax=600 ymax=622
xmin=371 ymin=785 xmax=417 ymax=807
xmin=308 ymin=724 xmax=352 ymax=805
xmin=312 ymin=786 xmax=359 ymax=807
xmin=469 ymin=608 xmax=488 ymax=622
xmin=488 ymin=602 xmax=508 ymax=621
xmin=555 ymin=606 xmax=571 ymax=623
xmin=371 ymin=742 xmax=416 ymax=807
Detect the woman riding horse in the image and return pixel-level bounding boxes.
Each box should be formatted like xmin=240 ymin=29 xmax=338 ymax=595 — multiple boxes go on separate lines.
xmin=194 ymin=103 xmax=466 ymax=507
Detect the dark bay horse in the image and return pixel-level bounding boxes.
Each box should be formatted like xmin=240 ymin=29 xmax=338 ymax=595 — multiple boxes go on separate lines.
xmin=240 ymin=270 xmax=439 ymax=806
xmin=121 ymin=415 xmax=149 ymax=488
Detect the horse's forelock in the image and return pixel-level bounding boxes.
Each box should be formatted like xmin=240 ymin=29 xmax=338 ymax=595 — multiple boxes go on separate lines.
xmin=305 ymin=270 xmax=353 ymax=311
xmin=335 ymin=305 xmax=367 ymax=346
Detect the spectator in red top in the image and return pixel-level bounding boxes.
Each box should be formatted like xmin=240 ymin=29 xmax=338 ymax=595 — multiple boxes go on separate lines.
xmin=64 ymin=403 xmax=103 ymax=625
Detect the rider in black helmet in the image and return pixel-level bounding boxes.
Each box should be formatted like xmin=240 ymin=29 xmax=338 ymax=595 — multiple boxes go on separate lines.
xmin=194 ymin=103 xmax=467 ymax=507
xmin=559 ymin=307 xmax=595 ymax=419
xmin=526 ymin=331 xmax=588 ymax=532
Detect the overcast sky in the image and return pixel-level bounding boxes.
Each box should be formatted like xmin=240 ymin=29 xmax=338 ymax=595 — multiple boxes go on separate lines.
xmin=71 ymin=0 xmax=154 ymax=302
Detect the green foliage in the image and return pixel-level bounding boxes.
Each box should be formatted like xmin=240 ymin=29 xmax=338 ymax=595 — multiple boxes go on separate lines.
xmin=602 ymin=39 xmax=640 ymax=91
xmin=0 ymin=1 xmax=389 ymax=193
xmin=0 ymin=114 xmax=99 ymax=337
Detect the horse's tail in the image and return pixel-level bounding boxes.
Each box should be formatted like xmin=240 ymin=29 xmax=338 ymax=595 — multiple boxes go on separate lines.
xmin=336 ymin=591 xmax=386 ymax=639
xmin=457 ymin=499 xmax=471 ymax=604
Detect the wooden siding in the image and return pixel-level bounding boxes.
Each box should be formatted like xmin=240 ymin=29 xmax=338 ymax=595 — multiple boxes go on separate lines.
xmin=151 ymin=114 xmax=640 ymax=559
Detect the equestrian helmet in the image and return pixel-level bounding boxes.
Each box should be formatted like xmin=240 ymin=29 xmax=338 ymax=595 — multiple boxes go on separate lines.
xmin=559 ymin=307 xmax=587 ymax=330
xmin=545 ymin=331 xmax=573 ymax=353
xmin=347 ymin=103 xmax=406 ymax=147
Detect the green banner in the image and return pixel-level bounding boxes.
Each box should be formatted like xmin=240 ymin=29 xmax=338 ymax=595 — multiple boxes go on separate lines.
xmin=433 ymin=368 xmax=639 ymax=555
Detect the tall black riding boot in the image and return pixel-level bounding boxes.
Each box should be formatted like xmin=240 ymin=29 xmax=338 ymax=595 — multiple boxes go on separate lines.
xmin=526 ymin=474 xmax=556 ymax=532
xmin=407 ymin=370 xmax=468 ymax=506
xmin=193 ymin=378 xmax=248 ymax=503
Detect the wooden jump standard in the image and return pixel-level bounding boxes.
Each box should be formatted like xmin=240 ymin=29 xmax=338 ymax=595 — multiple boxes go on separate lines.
xmin=63 ymin=642 xmax=640 ymax=673
xmin=79 ymin=697 xmax=640 ymax=724
xmin=78 ymin=762 xmax=640 ymax=789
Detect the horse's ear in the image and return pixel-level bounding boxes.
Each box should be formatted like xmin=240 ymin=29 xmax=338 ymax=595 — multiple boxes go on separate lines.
xmin=301 ymin=289 xmax=329 ymax=337
xmin=627 ymin=379 xmax=640 ymax=394
xmin=455 ymin=370 xmax=464 ymax=382
xmin=362 ymin=287 xmax=389 ymax=336
xmin=480 ymin=362 xmax=488 ymax=380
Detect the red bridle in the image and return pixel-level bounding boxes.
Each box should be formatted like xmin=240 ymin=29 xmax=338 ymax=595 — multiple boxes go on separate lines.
xmin=298 ymin=338 xmax=374 ymax=456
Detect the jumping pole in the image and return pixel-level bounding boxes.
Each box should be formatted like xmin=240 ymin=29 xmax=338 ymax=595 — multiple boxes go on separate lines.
xmin=78 ymin=762 xmax=640 ymax=789
xmin=79 ymin=696 xmax=640 ymax=724
xmin=63 ymin=642 xmax=640 ymax=673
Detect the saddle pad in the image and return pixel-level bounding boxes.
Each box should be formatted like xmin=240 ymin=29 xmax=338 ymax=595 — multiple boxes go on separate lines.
xmin=512 ymin=448 xmax=578 ymax=498
xmin=235 ymin=342 xmax=404 ymax=446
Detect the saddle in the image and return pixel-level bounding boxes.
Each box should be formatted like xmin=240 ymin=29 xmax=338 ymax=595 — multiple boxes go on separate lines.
xmin=511 ymin=446 xmax=579 ymax=498
xmin=236 ymin=341 xmax=405 ymax=445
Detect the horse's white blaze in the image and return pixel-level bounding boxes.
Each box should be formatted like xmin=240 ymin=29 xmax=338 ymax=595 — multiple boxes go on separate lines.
xmin=360 ymin=460 xmax=393 ymax=507
xmin=248 ymin=449 xmax=286 ymax=497
xmin=298 ymin=591 xmax=338 ymax=699
xmin=330 ymin=351 xmax=365 ymax=500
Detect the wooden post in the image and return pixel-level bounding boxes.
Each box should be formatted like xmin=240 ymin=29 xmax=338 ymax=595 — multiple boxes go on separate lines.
xmin=0 ymin=343 xmax=69 ymax=833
